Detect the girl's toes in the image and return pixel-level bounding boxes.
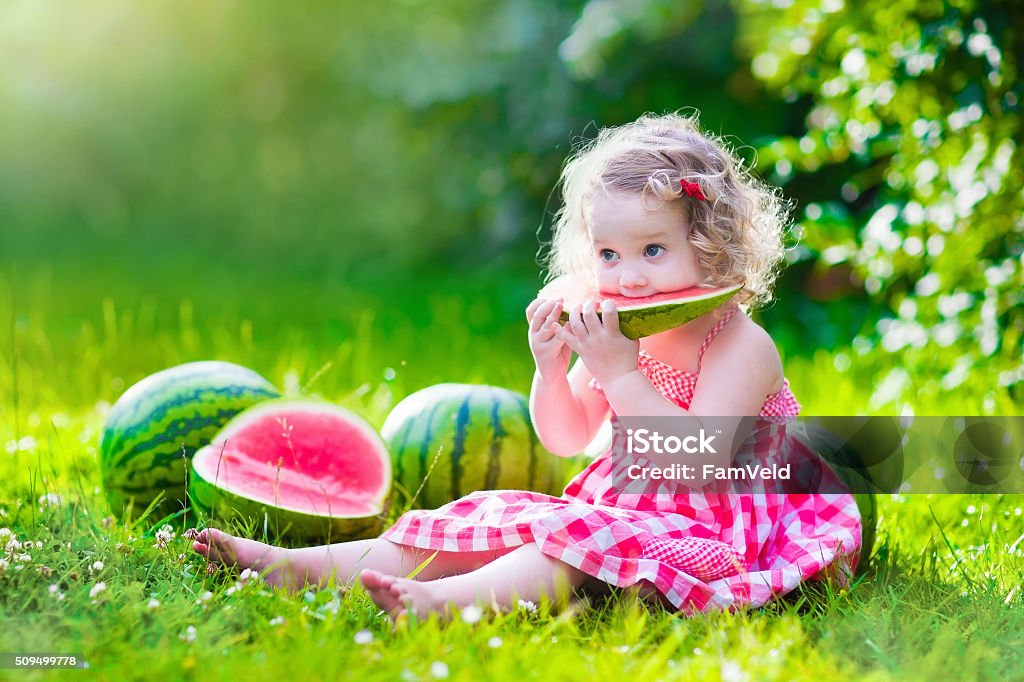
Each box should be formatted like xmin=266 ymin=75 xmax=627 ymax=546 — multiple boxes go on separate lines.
xmin=360 ymin=569 xmax=387 ymax=591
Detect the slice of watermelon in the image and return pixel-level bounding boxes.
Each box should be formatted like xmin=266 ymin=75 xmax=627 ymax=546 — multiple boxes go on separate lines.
xmin=189 ymin=401 xmax=391 ymax=543
xmin=538 ymin=276 xmax=742 ymax=339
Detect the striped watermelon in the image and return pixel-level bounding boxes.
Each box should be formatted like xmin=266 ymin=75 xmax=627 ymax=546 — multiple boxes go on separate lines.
xmin=100 ymin=361 xmax=280 ymax=520
xmin=381 ymin=384 xmax=565 ymax=509
xmin=189 ymin=401 xmax=391 ymax=543
xmin=538 ymin=276 xmax=742 ymax=339
xmin=854 ymin=493 xmax=877 ymax=572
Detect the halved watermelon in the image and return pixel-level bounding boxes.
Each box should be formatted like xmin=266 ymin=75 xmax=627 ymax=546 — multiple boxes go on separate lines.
xmin=538 ymin=276 xmax=743 ymax=339
xmin=189 ymin=401 xmax=391 ymax=543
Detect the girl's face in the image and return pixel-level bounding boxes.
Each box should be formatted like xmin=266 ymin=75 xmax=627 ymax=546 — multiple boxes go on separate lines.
xmin=587 ymin=191 xmax=706 ymax=298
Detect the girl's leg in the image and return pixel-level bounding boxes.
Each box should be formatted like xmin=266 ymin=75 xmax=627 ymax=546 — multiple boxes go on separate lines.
xmin=194 ymin=528 xmax=505 ymax=590
xmin=361 ymin=543 xmax=594 ymax=620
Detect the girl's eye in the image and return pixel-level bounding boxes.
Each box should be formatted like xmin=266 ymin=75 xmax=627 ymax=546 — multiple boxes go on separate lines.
xmin=644 ymin=244 xmax=664 ymax=257
xmin=600 ymin=249 xmax=619 ymax=262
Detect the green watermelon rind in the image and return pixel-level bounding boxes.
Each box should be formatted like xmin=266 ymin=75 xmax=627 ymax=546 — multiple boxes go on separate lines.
xmin=381 ymin=384 xmax=564 ymax=509
xmin=557 ymin=285 xmax=743 ymax=339
xmin=853 ymin=492 xmax=877 ymax=572
xmin=189 ymin=472 xmax=386 ymax=544
xmin=189 ymin=401 xmax=391 ymax=543
xmin=100 ymin=361 xmax=281 ymax=519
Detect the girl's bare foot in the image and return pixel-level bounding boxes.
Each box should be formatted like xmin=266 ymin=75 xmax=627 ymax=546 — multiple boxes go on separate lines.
xmin=359 ymin=569 xmax=405 ymax=617
xmin=388 ymin=577 xmax=455 ymax=621
xmin=192 ymin=528 xmax=296 ymax=589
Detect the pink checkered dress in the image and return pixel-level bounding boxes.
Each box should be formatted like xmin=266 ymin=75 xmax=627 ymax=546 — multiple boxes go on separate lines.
xmin=381 ymin=306 xmax=863 ymax=613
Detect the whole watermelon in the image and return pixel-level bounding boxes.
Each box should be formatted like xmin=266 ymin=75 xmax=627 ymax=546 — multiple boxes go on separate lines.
xmin=101 ymin=361 xmax=280 ymax=520
xmin=381 ymin=384 xmax=565 ymax=508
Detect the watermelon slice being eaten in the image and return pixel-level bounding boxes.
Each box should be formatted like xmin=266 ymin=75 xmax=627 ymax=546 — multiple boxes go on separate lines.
xmin=189 ymin=401 xmax=391 ymax=543
xmin=538 ymin=276 xmax=743 ymax=339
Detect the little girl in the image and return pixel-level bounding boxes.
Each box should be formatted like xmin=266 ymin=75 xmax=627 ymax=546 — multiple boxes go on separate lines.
xmin=193 ymin=112 xmax=862 ymax=617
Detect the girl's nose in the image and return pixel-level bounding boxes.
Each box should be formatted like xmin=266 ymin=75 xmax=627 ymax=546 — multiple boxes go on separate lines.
xmin=619 ymin=268 xmax=648 ymax=289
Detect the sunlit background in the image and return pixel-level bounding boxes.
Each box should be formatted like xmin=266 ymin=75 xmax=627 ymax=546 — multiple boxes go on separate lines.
xmin=1 ymin=0 xmax=1020 ymax=416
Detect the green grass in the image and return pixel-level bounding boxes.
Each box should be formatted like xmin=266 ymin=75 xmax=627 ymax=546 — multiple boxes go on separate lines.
xmin=1 ymin=263 xmax=1022 ymax=681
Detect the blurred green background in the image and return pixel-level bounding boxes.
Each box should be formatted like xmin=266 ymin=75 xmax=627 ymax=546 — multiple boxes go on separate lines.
xmin=1 ymin=0 xmax=1020 ymax=417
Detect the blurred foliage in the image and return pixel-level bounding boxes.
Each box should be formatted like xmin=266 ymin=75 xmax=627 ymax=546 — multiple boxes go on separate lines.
xmin=733 ymin=0 xmax=1023 ymax=408
xmin=0 ymin=0 xmax=1019 ymax=410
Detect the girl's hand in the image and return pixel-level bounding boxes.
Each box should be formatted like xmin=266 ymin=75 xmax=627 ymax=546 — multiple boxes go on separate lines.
xmin=526 ymin=297 xmax=572 ymax=381
xmin=555 ymin=299 xmax=639 ymax=386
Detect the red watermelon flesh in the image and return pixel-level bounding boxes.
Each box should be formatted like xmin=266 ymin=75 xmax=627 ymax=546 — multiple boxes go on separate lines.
xmin=538 ymin=276 xmax=742 ymax=339
xmin=601 ymin=287 xmax=730 ymax=310
xmin=191 ymin=402 xmax=390 ymax=526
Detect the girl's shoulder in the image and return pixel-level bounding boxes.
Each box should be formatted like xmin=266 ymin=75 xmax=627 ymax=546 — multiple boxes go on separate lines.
xmin=699 ymin=311 xmax=784 ymax=394
xmin=710 ymin=310 xmax=780 ymax=359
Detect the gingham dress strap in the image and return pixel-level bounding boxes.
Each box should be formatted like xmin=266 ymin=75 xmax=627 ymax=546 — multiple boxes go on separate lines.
xmin=695 ymin=304 xmax=740 ymax=373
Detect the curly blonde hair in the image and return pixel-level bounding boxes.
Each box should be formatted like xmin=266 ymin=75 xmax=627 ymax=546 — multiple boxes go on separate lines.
xmin=544 ymin=112 xmax=790 ymax=308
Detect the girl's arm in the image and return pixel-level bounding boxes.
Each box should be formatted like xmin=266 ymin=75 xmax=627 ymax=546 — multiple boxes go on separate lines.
xmin=527 ymin=297 xmax=611 ymax=456
xmin=530 ymin=358 xmax=610 ymax=457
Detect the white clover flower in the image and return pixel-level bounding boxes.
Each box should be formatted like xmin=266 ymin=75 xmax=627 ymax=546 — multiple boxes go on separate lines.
xmin=6 ymin=538 xmax=22 ymax=553
xmin=515 ymin=599 xmax=537 ymax=613
xmin=224 ymin=586 xmax=238 ymax=597
xmin=0 ymin=528 xmax=11 ymax=540
xmin=11 ymin=436 xmax=37 ymax=453
xmin=179 ymin=625 xmax=197 ymax=643
xmin=49 ymin=584 xmax=60 ymax=595
xmin=154 ymin=527 xmax=174 ymax=550
xmin=269 ymin=616 xmax=285 ymax=626
xmin=16 ymin=553 xmax=31 ymax=563
xmin=354 ymin=630 xmax=374 ymax=645
xmin=90 ymin=560 xmax=104 ymax=573
xmin=720 ymin=660 xmax=748 ymax=682
xmin=460 ymin=604 xmax=483 ymax=624
xmin=240 ymin=568 xmax=259 ymax=584
xmin=429 ymin=662 xmax=449 ymax=679
xmin=196 ymin=591 xmax=213 ymax=605
xmin=147 ymin=598 xmax=160 ymax=609
xmin=89 ymin=582 xmax=107 ymax=602
xmin=487 ymin=637 xmax=503 ymax=649
xmin=38 ymin=493 xmax=63 ymax=508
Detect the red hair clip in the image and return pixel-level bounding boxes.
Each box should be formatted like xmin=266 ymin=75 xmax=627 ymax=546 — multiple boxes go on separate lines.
xmin=680 ymin=179 xmax=707 ymax=201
